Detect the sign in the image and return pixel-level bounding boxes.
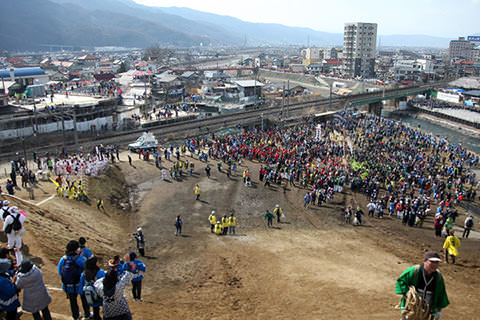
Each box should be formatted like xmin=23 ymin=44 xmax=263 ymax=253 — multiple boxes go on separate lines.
xmin=467 ymin=36 xmax=480 ymax=42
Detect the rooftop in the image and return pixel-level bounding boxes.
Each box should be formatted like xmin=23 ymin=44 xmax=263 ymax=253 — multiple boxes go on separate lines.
xmin=0 ymin=67 xmax=46 ymax=78
xmin=234 ymin=80 xmax=265 ymax=88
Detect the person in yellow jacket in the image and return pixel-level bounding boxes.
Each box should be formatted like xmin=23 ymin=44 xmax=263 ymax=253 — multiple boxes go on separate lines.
xmin=273 ymin=204 xmax=283 ymax=223
xmin=194 ymin=184 xmax=200 ymax=200
xmin=208 ymin=210 xmax=217 ymax=233
xmin=214 ymin=221 xmax=222 ymax=235
xmin=443 ymin=229 xmax=461 ymax=264
xmin=228 ymin=213 xmax=236 ymax=235
xmin=221 ymin=215 xmax=229 ymax=235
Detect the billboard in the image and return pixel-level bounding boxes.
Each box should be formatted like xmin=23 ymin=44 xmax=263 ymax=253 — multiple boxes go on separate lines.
xmin=467 ymin=36 xmax=480 ymax=42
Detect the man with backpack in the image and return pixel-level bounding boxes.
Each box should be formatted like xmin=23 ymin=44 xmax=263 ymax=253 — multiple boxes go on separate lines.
xmin=80 ymin=256 xmax=106 ymax=320
xmin=57 ymin=240 xmax=90 ymax=320
xmin=3 ymin=206 xmax=25 ymax=265
xmin=0 ymin=200 xmax=10 ymax=224
xmin=462 ymin=215 xmax=474 ymax=238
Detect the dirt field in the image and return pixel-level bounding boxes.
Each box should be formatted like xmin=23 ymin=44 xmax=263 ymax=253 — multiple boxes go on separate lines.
xmin=1 ymin=151 xmax=480 ymax=320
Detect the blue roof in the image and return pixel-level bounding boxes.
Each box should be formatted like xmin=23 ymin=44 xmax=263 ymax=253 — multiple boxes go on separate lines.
xmin=0 ymin=67 xmax=46 ymax=78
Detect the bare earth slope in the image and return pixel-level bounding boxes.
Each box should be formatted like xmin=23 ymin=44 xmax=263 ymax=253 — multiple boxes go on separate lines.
xmin=1 ymin=154 xmax=479 ymax=319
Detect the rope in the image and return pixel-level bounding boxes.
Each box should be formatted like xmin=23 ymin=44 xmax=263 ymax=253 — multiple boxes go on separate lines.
xmin=400 ymin=286 xmax=431 ymax=320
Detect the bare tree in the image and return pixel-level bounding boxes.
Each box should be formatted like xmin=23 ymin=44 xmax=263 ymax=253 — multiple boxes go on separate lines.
xmin=143 ymin=45 xmax=174 ymax=63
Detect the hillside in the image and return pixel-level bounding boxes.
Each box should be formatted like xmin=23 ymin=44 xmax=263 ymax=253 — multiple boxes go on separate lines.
xmin=1 ymin=150 xmax=479 ymax=319
xmin=0 ymin=0 xmax=453 ymax=50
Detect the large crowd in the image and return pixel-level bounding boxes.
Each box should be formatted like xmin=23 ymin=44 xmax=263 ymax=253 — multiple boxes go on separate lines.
xmin=1 ymin=110 xmax=479 ymax=319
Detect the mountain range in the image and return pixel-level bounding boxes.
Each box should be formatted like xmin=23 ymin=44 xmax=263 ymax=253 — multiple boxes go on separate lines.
xmin=0 ymin=0 xmax=457 ymax=51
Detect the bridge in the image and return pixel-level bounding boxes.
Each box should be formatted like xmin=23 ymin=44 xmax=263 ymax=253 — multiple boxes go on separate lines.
xmin=170 ymin=66 xmax=255 ymax=72
xmin=344 ymin=81 xmax=448 ymax=115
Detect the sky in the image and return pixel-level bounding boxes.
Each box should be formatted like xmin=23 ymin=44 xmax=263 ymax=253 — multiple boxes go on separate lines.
xmin=134 ymin=0 xmax=480 ymax=38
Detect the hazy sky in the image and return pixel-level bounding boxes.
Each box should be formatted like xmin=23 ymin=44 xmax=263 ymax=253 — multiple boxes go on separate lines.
xmin=134 ymin=0 xmax=480 ymax=38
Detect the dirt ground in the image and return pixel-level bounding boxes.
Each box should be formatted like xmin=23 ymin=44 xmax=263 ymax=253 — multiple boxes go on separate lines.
xmin=1 ymin=151 xmax=480 ymax=320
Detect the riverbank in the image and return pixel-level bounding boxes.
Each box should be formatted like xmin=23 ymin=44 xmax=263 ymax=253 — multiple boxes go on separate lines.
xmin=415 ymin=112 xmax=480 ymax=139
xmin=384 ymin=109 xmax=480 ymax=155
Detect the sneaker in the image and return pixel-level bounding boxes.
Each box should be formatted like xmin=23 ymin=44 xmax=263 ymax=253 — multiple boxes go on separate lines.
xmin=137 ymin=298 xmax=143 ymax=302
xmin=74 ymin=312 xmax=82 ymax=320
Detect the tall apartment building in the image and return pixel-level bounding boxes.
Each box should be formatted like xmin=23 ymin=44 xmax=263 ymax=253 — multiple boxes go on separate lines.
xmin=448 ymin=37 xmax=475 ymax=60
xmin=343 ymin=22 xmax=377 ymax=78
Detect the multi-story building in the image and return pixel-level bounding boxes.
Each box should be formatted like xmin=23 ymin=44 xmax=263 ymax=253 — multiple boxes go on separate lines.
xmin=323 ymin=48 xmax=338 ymax=60
xmin=301 ymin=48 xmax=323 ymax=66
xmin=448 ymin=37 xmax=475 ymax=60
xmin=343 ymin=22 xmax=377 ymax=78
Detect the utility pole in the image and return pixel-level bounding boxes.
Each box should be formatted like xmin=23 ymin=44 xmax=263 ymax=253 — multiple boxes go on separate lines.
xmin=286 ymin=80 xmax=290 ymax=119
xmin=22 ymin=137 xmax=27 ymax=170
xmin=254 ymin=67 xmax=258 ymax=109
xmin=329 ymin=83 xmax=332 ymax=109
xmin=281 ymin=82 xmax=285 ymax=121
xmin=61 ymin=107 xmax=66 ymax=149
xmin=73 ymin=109 xmax=78 ymax=149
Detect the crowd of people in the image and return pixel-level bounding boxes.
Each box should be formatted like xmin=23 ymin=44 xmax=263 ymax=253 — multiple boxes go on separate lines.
xmin=0 ymin=232 xmax=147 ymax=320
xmin=2 ymin=107 xmax=479 ymax=319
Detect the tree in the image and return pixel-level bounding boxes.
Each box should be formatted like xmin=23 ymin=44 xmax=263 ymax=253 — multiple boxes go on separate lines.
xmin=143 ymin=45 xmax=174 ymax=62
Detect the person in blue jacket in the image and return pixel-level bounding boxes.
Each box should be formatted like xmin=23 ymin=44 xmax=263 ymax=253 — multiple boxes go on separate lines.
xmin=79 ymin=237 xmax=93 ymax=259
xmin=0 ymin=257 xmax=20 ymax=320
xmin=129 ymin=252 xmax=146 ymax=302
xmin=79 ymin=256 xmax=106 ymax=320
xmin=57 ymin=240 xmax=89 ymax=320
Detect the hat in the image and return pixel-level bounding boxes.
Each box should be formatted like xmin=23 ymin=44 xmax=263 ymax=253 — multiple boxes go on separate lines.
xmin=108 ymin=255 xmax=121 ymax=267
xmin=129 ymin=251 xmax=137 ymax=261
xmin=0 ymin=258 xmax=11 ymax=273
xmin=275 ymin=204 xmax=280 ymax=208
xmin=424 ymin=251 xmax=441 ymax=262
xmin=9 ymin=206 xmax=18 ymax=213
xmin=2 ymin=200 xmax=9 ymax=206
xmin=18 ymin=260 xmax=33 ymax=274
xmin=211 ymin=210 xmax=216 ymax=214
xmin=137 ymin=227 xmax=142 ymax=232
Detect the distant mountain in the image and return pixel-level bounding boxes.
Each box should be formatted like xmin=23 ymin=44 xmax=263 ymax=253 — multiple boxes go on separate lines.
xmin=0 ymin=0 xmax=205 ymax=50
xmin=378 ymin=34 xmax=450 ymax=48
xmin=0 ymin=0 xmax=452 ymax=50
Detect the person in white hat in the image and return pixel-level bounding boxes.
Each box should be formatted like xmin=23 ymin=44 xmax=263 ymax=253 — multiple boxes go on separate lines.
xmin=133 ymin=228 xmax=145 ymax=257
xmin=273 ymin=204 xmax=283 ymax=223
xmin=3 ymin=206 xmax=26 ymax=264
xmin=208 ymin=211 xmax=216 ymax=233
xmin=396 ymin=251 xmax=449 ymax=320
xmin=0 ymin=200 xmax=10 ymax=223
